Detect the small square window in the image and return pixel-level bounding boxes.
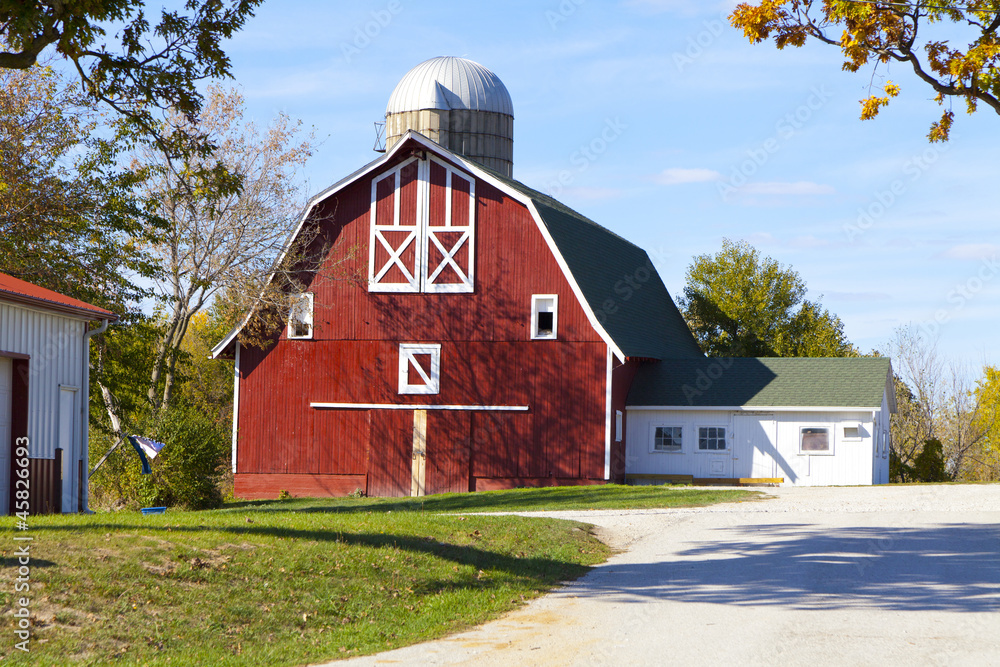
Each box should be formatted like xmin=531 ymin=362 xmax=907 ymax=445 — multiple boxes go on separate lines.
xmin=843 ymin=426 xmax=861 ymax=440
xmin=800 ymin=427 xmax=832 ymax=454
xmin=288 ymin=293 xmax=313 ymax=340
xmin=399 ymin=344 xmax=441 ymax=395
xmin=653 ymin=426 xmax=682 ymax=452
xmin=698 ymin=426 xmax=727 ymax=451
xmin=531 ymin=295 xmax=558 ymax=340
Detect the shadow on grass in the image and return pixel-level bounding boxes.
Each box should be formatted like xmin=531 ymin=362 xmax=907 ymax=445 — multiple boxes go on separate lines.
xmin=219 ymin=486 xmax=749 ymax=515
xmin=569 ymin=522 xmax=1000 ymax=613
xmin=30 ymin=522 xmax=593 ymax=583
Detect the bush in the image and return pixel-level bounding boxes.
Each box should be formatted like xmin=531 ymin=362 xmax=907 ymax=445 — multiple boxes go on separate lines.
xmin=91 ymin=403 xmax=228 ymax=510
xmin=912 ymin=437 xmax=948 ymax=483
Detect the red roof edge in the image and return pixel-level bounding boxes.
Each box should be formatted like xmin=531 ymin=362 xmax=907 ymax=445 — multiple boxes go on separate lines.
xmin=0 ymin=272 xmax=118 ymax=321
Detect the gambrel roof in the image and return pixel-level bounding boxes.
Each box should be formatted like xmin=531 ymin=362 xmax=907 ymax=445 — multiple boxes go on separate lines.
xmin=628 ymin=357 xmax=895 ymax=411
xmin=213 ymin=132 xmax=702 ymax=361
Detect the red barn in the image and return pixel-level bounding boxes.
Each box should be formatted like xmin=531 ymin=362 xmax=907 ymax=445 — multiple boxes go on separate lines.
xmin=212 ymin=57 xmax=701 ymax=499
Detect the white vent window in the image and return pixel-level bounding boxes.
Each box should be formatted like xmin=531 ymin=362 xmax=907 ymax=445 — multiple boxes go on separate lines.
xmin=287 ymin=293 xmax=314 ymax=340
xmin=398 ymin=344 xmax=441 ymax=395
xmin=369 ymin=156 xmax=475 ymax=294
xmin=531 ymin=294 xmax=558 ymax=340
xmin=615 ymin=410 xmax=623 ymax=442
xmin=843 ymin=425 xmax=862 ymax=440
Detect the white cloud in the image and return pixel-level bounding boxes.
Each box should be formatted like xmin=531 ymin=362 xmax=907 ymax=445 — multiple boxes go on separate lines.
xmin=654 ymin=167 xmax=723 ymax=185
xmin=938 ymin=243 xmax=1000 ymax=261
xmin=738 ymin=181 xmax=836 ymax=196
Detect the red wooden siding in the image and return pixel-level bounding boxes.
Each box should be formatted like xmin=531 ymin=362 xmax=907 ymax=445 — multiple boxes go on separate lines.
xmin=234 ymin=149 xmax=617 ymax=498
xmin=610 ymin=358 xmax=643 ymax=482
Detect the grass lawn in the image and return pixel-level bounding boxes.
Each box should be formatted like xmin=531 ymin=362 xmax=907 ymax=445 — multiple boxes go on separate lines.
xmin=0 ymin=485 xmax=756 ymax=666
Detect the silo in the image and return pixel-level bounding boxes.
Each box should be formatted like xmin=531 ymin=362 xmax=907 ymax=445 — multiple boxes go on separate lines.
xmin=385 ymin=56 xmax=514 ymax=178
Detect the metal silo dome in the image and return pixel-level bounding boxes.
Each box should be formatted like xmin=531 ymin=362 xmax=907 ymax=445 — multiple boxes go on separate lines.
xmin=384 ymin=56 xmax=514 ymax=177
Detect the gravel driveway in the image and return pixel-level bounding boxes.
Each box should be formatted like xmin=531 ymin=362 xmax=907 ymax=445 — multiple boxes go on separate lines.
xmin=329 ymin=485 xmax=1000 ymax=666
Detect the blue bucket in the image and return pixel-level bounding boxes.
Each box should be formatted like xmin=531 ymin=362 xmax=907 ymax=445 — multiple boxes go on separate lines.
xmin=140 ymin=506 xmax=167 ymax=515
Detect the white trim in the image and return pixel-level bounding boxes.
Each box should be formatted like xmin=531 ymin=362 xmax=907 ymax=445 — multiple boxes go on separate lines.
xmin=231 ymin=343 xmax=240 ymax=473
xmin=530 ymin=294 xmax=558 ymax=340
xmin=799 ymin=425 xmax=835 ymax=456
xmin=627 ymin=405 xmax=882 ymax=413
xmin=695 ymin=424 xmax=730 ymax=452
xmin=398 ymin=343 xmax=441 ymax=395
xmin=423 ymin=155 xmax=475 ymax=293
xmin=286 ymin=292 xmax=314 ymax=339
xmin=311 ymin=402 xmax=528 ymax=411
xmin=604 ymin=347 xmax=613 ymax=480
xmin=369 ymin=158 xmax=422 ymax=293
xmin=650 ymin=423 xmax=684 ymax=454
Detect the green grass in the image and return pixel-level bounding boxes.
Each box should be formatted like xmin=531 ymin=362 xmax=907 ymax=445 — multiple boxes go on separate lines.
xmin=0 ymin=485 xmax=756 ymax=666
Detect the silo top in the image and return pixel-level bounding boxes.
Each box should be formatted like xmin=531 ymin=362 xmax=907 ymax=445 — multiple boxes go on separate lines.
xmin=386 ymin=56 xmax=513 ymax=117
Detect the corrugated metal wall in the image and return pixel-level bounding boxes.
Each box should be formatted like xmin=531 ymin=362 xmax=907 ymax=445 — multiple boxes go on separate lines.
xmin=0 ymin=303 xmax=86 ymax=512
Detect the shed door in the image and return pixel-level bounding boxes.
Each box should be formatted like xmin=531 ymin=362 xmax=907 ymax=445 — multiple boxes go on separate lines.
xmin=0 ymin=358 xmax=11 ymax=515
xmin=733 ymin=414 xmax=777 ymax=479
xmin=425 ymin=411 xmax=472 ymax=495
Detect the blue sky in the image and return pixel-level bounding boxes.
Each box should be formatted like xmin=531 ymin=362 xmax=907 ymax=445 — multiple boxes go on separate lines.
xmin=217 ymin=0 xmax=998 ymax=366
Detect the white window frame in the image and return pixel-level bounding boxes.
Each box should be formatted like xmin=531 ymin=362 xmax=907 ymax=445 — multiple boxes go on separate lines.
xmin=615 ymin=410 xmax=623 ymax=442
xmin=799 ymin=426 xmax=835 ymax=456
xmin=696 ymin=425 xmax=728 ymax=452
xmin=398 ymin=343 xmax=441 ymax=395
xmin=842 ymin=423 xmax=863 ymax=441
xmin=531 ymin=294 xmax=558 ymax=340
xmin=287 ymin=292 xmax=314 ymax=340
xmin=368 ymin=155 xmax=475 ymax=294
xmin=651 ymin=424 xmax=684 ymax=454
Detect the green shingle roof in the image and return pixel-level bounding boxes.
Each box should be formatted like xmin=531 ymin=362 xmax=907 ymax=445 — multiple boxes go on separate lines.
xmin=627 ymin=357 xmax=893 ymax=409
xmin=493 ymin=174 xmax=703 ymax=360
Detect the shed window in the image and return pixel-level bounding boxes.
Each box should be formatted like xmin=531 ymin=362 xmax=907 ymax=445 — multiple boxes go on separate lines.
xmin=531 ymin=295 xmax=558 ymax=340
xmin=698 ymin=426 xmax=727 ymax=451
xmin=843 ymin=425 xmax=861 ymax=440
xmin=369 ymin=156 xmax=475 ymax=293
xmin=287 ymin=293 xmax=313 ymax=340
xmin=398 ymin=343 xmax=441 ymax=395
xmin=800 ymin=427 xmax=832 ymax=454
xmin=653 ymin=426 xmax=683 ymax=452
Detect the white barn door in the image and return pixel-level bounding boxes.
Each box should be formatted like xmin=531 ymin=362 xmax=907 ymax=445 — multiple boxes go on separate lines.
xmin=0 ymin=358 xmax=11 ymax=515
xmin=733 ymin=414 xmax=777 ymax=479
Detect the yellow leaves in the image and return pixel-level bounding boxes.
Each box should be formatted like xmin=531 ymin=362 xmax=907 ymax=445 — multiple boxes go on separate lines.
xmin=859 ymin=82 xmax=899 ymax=120
xmin=730 ymin=1 xmax=787 ymax=44
xmin=928 ymin=110 xmax=954 ymax=143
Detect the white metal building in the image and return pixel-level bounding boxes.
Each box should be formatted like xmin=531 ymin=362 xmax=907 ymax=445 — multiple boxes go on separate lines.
xmin=0 ymin=272 xmax=115 ymax=514
xmin=625 ymin=357 xmax=895 ymax=486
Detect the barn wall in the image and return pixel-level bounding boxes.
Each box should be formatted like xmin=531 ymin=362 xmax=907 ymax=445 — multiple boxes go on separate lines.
xmin=625 ymin=408 xmax=880 ymax=486
xmin=234 ymin=159 xmax=611 ymax=497
xmin=0 ymin=302 xmax=87 ymax=513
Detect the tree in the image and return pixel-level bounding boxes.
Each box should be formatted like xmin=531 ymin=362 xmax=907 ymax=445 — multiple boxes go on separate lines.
xmin=0 ymin=63 xmax=156 ymax=309
xmin=730 ymin=1 xmax=1000 ymax=141
xmin=1 ymin=1 xmax=263 ymax=153
xmin=130 ymin=85 xmax=316 ymax=414
xmin=681 ymin=238 xmax=855 ymax=357
xmin=969 ymin=366 xmax=1000 ymax=480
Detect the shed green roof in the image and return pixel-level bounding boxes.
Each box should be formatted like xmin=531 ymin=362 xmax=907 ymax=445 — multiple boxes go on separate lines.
xmin=628 ymin=357 xmax=894 ymax=409
xmin=493 ymin=174 xmax=703 ymax=360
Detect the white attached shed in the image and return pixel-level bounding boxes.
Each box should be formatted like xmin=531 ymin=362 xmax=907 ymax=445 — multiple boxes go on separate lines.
xmin=0 ymin=272 xmax=116 ymax=514
xmin=624 ymin=358 xmax=895 ymax=486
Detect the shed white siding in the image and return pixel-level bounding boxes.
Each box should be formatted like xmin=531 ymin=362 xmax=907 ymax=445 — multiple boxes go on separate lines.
xmin=0 ymin=301 xmax=87 ymax=511
xmin=626 ymin=407 xmax=884 ymax=486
